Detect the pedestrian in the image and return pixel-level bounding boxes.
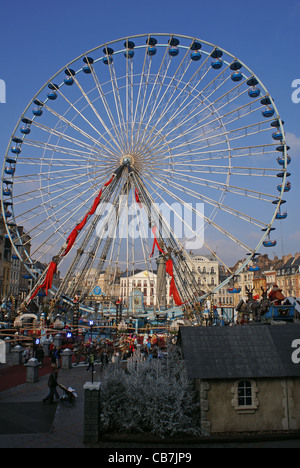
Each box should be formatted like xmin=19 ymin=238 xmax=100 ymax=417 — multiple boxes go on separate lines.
xmin=35 ymin=345 xmax=45 ymax=367
xmin=23 ymin=347 xmax=31 ymax=365
xmin=42 ymin=364 xmax=59 ymax=405
xmin=54 ymin=346 xmax=62 ymax=368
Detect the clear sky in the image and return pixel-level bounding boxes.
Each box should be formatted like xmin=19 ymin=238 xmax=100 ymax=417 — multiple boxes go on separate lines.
xmin=1 ymin=0 xmax=299 ymax=261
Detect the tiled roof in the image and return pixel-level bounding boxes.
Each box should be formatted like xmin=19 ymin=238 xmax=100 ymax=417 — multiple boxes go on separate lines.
xmin=178 ymin=324 xmax=300 ymax=379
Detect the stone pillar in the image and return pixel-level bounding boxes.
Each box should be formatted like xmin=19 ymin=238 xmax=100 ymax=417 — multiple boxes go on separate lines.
xmin=12 ymin=345 xmax=23 ymax=365
xmin=83 ymin=382 xmax=101 ymax=444
xmin=54 ymin=334 xmax=62 ymax=348
xmin=26 ymin=358 xmax=40 ymax=383
xmin=42 ymin=339 xmax=51 ymax=357
xmin=0 ymin=339 xmax=6 ymax=364
xmin=62 ymin=348 xmax=73 ymax=370
xmin=4 ymin=337 xmax=11 ymax=354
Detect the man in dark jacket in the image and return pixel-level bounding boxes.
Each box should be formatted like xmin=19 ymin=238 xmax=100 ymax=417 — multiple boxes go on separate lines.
xmin=42 ymin=364 xmax=59 ymax=405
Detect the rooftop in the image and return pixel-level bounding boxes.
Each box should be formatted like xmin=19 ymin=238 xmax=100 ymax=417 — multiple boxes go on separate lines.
xmin=178 ymin=324 xmax=300 ymax=380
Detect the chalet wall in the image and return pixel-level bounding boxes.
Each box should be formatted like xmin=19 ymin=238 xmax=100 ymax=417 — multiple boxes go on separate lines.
xmin=199 ymin=377 xmax=300 ymax=435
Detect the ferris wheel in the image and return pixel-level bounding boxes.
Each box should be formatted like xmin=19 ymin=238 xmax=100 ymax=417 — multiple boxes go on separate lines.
xmin=1 ymin=33 xmax=291 ymax=311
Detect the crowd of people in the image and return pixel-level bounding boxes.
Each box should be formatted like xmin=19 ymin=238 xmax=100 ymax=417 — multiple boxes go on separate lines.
xmin=72 ymin=332 xmax=168 ymax=368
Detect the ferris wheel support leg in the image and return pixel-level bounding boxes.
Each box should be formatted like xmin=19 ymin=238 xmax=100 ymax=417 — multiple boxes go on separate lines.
xmin=131 ymin=169 xmax=200 ymax=311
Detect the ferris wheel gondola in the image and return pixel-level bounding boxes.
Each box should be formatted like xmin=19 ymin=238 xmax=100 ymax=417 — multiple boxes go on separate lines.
xmin=0 ymin=33 xmax=291 ymax=314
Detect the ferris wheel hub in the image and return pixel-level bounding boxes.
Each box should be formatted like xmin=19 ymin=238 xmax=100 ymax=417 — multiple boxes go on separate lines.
xmin=122 ymin=155 xmax=134 ymax=166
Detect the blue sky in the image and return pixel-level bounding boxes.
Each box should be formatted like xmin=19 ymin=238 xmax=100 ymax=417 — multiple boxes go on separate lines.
xmin=1 ymin=0 xmax=299 ymax=262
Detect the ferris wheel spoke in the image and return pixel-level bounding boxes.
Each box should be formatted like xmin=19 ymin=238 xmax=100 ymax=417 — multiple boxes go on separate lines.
xmin=132 ymin=46 xmax=156 ymax=149
xmin=150 ymin=171 xmax=269 ymax=229
xmin=132 ymin=45 xmax=172 ymax=153
xmin=86 ymin=60 xmax=128 ymax=151
xmin=141 ymin=173 xmax=234 ymax=274
xmin=148 ymin=174 xmax=253 ymax=254
xmin=41 ymin=100 xmax=119 ymax=158
xmin=167 ymin=164 xmax=279 ymax=178
xmin=58 ymin=73 xmax=125 ymax=155
xmin=103 ymin=59 xmax=128 ymax=150
xmin=159 ymin=168 xmax=278 ymax=203
xmin=30 ymin=120 xmax=102 ymax=158
xmin=152 ymin=91 xmax=262 ymax=149
xmin=147 ymin=118 xmax=273 ymax=161
xmin=142 ymin=61 xmax=232 ymax=148
xmin=21 ymin=138 xmax=103 ymax=160
xmin=134 ymin=42 xmax=198 ymax=149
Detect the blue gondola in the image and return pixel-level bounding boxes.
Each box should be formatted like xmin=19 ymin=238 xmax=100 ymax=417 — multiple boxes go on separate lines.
xmin=20 ymin=125 xmax=31 ymax=134
xmin=277 ymin=155 xmax=291 ymax=165
xmin=231 ymin=71 xmax=243 ymax=82
xmin=247 ymin=77 xmax=259 ymax=87
xmin=275 ymin=210 xmax=287 ymax=220
xmin=263 ymin=238 xmax=277 ymax=247
xmin=124 ymin=40 xmax=135 ymax=59
xmin=32 ymin=99 xmax=44 ymax=116
xmin=168 ymin=37 xmax=179 ymax=57
xmin=277 ymin=171 xmax=291 ymax=179
xmin=230 ymin=60 xmax=242 ymax=71
xmin=211 ymin=58 xmax=223 ymax=69
xmin=272 ymin=131 xmax=283 ymax=141
xmin=230 ymin=61 xmax=243 ymax=80
xmin=228 ymin=288 xmax=241 ymax=294
xmin=64 ymin=68 xmax=75 ymax=86
xmin=190 ymin=41 xmax=202 ymax=61
xmin=4 ymin=165 xmax=15 ymax=175
xmin=277 ymin=181 xmax=291 ymax=192
xmin=2 ymin=180 xmax=13 ymax=196
xmin=146 ymin=37 xmax=157 ymax=56
xmin=20 ymin=117 xmax=32 ymax=134
xmin=262 ymin=106 xmax=275 ymax=117
xmin=3 ymin=187 xmax=12 ymax=196
xmin=211 ymin=49 xmax=223 ymax=67
xmin=47 ymin=83 xmax=58 ymax=100
xmin=33 ymin=107 xmax=43 ymax=116
xmin=5 ymin=158 xmax=16 ymax=175
xmin=83 ymin=57 xmax=94 ymax=73
xmin=103 ymin=47 xmax=114 ymax=64
xmin=169 ymin=46 xmax=179 ymax=57
xmin=11 ymin=138 xmax=22 ymax=154
xmin=271 ymin=118 xmax=284 ymax=128
xmin=211 ymin=48 xmax=223 ymax=59
xmin=248 ymin=265 xmax=260 ymax=272
xmin=23 ymin=274 xmax=31 ymax=279
xmin=248 ymin=87 xmax=260 ymax=98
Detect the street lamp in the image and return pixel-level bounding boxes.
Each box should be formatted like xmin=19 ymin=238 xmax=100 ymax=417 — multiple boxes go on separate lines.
xmin=89 ymin=320 xmax=94 ymax=342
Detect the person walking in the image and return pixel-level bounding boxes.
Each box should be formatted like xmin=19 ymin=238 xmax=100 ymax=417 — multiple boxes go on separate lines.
xmin=42 ymin=364 xmax=59 ymax=405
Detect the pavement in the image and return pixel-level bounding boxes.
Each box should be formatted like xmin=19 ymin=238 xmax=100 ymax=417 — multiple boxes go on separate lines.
xmin=1 ymin=361 xmax=300 ymax=449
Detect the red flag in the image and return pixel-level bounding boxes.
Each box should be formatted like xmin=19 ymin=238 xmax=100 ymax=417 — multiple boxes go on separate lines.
xmin=166 ymin=258 xmax=184 ymax=306
xmin=135 ymin=188 xmax=142 ymax=208
xmin=30 ymin=261 xmax=57 ymax=300
xmin=63 ymin=228 xmax=79 ymax=256
xmin=150 ymin=226 xmax=166 ymax=257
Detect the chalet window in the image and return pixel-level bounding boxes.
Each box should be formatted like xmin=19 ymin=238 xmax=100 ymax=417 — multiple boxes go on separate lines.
xmin=238 ymin=380 xmax=252 ymax=406
xmin=231 ymin=380 xmax=259 ymax=414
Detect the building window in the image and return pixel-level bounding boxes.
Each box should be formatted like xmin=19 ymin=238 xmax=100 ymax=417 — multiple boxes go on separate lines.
xmin=231 ymin=380 xmax=259 ymax=414
xmin=238 ymin=380 xmax=252 ymax=406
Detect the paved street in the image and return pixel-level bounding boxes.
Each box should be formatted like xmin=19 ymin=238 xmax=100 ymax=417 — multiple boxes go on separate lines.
xmin=1 ymin=362 xmax=300 ymax=449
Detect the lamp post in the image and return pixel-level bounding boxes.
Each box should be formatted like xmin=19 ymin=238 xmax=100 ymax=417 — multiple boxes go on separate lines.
xmin=89 ymin=320 xmax=94 ymax=343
